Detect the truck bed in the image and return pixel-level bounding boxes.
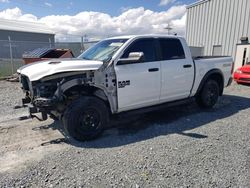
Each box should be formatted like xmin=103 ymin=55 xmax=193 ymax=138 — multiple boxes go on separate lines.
xmin=190 ymin=55 xmax=233 ymax=97
xmin=193 ymin=56 xmax=230 ymax=60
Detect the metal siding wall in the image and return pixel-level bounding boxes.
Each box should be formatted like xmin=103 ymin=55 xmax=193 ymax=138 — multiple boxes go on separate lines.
xmin=186 ymin=10 xmax=189 ymax=41
xmin=186 ymin=0 xmax=250 ymax=59
xmin=208 ymin=0 xmax=216 ymax=55
xmin=228 ymin=0 xmax=239 ymax=59
xmin=221 ymin=0 xmax=231 ymax=55
xmin=188 ymin=9 xmax=192 ymax=43
xmin=198 ymin=3 xmax=203 ymax=46
xmin=187 ymin=9 xmax=192 ymax=43
xmin=241 ymin=0 xmax=248 ymax=37
xmin=248 ymin=1 xmax=250 ymax=38
xmin=196 ymin=4 xmax=201 ymax=46
xmin=238 ymin=0 xmax=246 ymax=38
xmin=233 ymin=0 xmax=244 ymax=59
xmin=203 ymin=1 xmax=209 ymax=49
xmin=212 ymin=0 xmax=220 ymax=45
xmin=199 ymin=3 xmax=206 ymax=47
xmin=248 ymin=0 xmax=250 ymax=35
xmin=224 ymin=0 xmax=234 ymax=56
xmin=191 ymin=6 xmax=197 ymax=46
xmin=191 ymin=7 xmax=196 ymax=45
xmin=0 ymin=30 xmax=55 ymax=43
xmin=215 ymin=0 xmax=223 ymax=45
xmin=204 ymin=1 xmax=212 ymax=54
xmin=218 ymin=0 xmax=227 ymax=46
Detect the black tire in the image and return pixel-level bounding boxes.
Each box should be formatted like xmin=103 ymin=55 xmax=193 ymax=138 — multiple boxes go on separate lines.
xmin=196 ymin=79 xmax=220 ymax=108
xmin=63 ymin=96 xmax=109 ymax=141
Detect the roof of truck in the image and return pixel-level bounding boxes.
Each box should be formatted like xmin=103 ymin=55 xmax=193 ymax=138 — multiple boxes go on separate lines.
xmin=108 ymin=34 xmax=184 ymax=40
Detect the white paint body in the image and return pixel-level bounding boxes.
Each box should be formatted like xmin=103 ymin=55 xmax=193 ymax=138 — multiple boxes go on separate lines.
xmin=18 ymin=35 xmax=233 ymax=114
xmin=114 ymin=36 xmax=233 ymax=112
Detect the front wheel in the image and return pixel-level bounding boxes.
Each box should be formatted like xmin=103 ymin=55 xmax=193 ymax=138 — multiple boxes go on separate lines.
xmin=63 ymin=96 xmax=109 ymax=141
xmin=196 ymin=79 xmax=220 ymax=108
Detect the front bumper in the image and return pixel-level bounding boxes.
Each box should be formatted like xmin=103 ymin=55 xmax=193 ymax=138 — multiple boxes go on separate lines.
xmin=33 ymin=97 xmax=58 ymax=108
xmin=19 ymin=73 xmax=64 ymax=121
xmin=21 ymin=97 xmax=48 ymax=121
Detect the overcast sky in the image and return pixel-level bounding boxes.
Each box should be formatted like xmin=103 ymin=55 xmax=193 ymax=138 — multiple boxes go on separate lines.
xmin=0 ymin=0 xmax=197 ymax=40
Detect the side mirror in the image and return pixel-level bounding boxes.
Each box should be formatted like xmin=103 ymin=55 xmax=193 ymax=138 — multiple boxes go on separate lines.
xmin=117 ymin=52 xmax=144 ymax=65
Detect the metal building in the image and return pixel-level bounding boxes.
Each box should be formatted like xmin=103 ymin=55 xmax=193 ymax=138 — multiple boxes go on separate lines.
xmin=186 ymin=0 xmax=250 ymax=62
xmin=0 ymin=18 xmax=55 ymax=58
xmin=0 ymin=18 xmax=54 ymax=42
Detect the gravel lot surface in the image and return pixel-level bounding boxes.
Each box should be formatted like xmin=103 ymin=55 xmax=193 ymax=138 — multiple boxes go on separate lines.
xmin=0 ymin=80 xmax=249 ymax=187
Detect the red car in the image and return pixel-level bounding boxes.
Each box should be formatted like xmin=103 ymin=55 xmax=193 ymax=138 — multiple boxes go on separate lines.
xmin=233 ymin=65 xmax=250 ymax=84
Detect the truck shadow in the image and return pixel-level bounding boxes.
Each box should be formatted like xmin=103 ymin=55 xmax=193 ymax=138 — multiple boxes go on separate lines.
xmin=47 ymin=94 xmax=250 ymax=148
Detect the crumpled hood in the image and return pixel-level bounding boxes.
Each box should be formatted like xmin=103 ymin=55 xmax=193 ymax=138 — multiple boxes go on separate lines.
xmin=17 ymin=58 xmax=103 ymax=81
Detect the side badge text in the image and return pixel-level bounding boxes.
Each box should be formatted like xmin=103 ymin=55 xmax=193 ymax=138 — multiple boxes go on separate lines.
xmin=118 ymin=80 xmax=130 ymax=88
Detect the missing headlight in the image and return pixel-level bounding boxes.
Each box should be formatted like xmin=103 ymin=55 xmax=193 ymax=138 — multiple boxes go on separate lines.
xmin=36 ymin=82 xmax=58 ymax=98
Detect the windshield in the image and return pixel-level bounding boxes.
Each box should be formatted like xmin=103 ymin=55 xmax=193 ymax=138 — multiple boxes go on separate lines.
xmin=78 ymin=39 xmax=128 ymax=62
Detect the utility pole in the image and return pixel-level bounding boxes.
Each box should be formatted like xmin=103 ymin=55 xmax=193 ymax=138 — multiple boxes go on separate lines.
xmin=84 ymin=34 xmax=88 ymax=42
xmin=8 ymin=36 xmax=14 ymax=75
xmin=81 ymin=36 xmax=84 ymax=52
xmin=164 ymin=23 xmax=173 ymax=35
xmin=49 ymin=38 xmax=52 ymax=48
xmin=80 ymin=34 xmax=89 ymax=52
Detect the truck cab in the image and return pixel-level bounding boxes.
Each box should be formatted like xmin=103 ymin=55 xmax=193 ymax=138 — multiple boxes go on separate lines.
xmin=113 ymin=36 xmax=195 ymax=112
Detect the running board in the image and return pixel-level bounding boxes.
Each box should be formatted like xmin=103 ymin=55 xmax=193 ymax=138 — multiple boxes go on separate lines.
xmin=118 ymin=97 xmax=195 ymax=117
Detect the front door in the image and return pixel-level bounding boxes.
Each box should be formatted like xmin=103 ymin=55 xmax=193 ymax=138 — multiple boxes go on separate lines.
xmin=115 ymin=38 xmax=161 ymax=112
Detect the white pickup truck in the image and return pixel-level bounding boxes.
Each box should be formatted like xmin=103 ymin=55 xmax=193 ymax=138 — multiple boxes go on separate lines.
xmin=17 ymin=35 xmax=233 ymax=141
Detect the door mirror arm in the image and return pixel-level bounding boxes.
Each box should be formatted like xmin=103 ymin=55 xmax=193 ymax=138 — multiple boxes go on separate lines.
xmin=117 ymin=52 xmax=144 ymax=65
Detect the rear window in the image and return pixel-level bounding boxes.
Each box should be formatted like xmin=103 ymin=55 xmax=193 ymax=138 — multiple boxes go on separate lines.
xmin=159 ymin=38 xmax=185 ymax=60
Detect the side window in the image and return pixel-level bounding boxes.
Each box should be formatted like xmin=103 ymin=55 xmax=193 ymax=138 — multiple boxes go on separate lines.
xmin=159 ymin=38 xmax=185 ymax=60
xmin=122 ymin=39 xmax=157 ymax=62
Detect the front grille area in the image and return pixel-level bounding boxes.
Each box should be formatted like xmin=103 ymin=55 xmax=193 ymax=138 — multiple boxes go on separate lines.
xmin=20 ymin=75 xmax=30 ymax=91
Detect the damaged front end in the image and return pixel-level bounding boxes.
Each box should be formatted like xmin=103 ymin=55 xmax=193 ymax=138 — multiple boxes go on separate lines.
xmin=19 ymin=71 xmax=96 ymax=121
xmin=16 ymin=58 xmax=104 ymax=121
xmin=19 ymin=74 xmax=59 ymax=121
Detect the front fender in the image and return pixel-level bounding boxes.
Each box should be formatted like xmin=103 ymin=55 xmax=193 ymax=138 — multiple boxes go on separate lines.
xmin=54 ymin=78 xmax=116 ymax=113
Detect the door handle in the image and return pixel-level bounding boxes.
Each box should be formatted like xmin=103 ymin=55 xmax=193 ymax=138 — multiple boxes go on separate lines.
xmin=183 ymin=64 xmax=192 ymax=68
xmin=148 ymin=68 xmax=159 ymax=72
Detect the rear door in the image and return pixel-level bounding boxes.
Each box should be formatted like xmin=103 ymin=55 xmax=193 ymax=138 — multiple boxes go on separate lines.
xmin=159 ymin=38 xmax=194 ymax=102
xmin=115 ymin=38 xmax=161 ymax=112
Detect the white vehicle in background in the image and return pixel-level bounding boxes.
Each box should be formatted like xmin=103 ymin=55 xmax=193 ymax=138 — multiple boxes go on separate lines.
xmin=17 ymin=35 xmax=233 ymax=141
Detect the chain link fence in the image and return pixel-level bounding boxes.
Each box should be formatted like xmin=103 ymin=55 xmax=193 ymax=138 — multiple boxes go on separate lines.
xmin=0 ymin=39 xmax=97 ymax=78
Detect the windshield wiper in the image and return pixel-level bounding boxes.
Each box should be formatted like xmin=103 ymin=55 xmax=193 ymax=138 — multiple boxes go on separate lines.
xmin=82 ymin=57 xmax=91 ymax=60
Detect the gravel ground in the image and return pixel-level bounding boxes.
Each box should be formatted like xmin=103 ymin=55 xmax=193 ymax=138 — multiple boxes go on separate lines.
xmin=0 ymin=80 xmax=249 ymax=187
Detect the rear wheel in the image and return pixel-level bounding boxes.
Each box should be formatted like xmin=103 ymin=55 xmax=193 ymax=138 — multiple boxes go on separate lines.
xmin=196 ymin=79 xmax=220 ymax=108
xmin=63 ymin=96 xmax=109 ymax=141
